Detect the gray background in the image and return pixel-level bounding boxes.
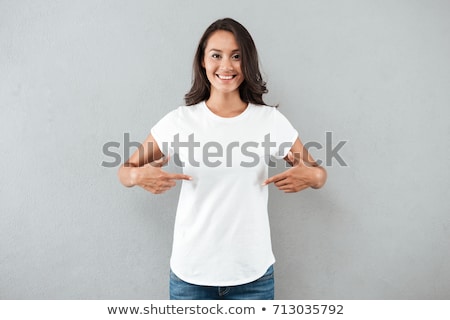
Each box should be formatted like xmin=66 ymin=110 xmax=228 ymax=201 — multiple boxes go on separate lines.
xmin=1 ymin=0 xmax=449 ymax=299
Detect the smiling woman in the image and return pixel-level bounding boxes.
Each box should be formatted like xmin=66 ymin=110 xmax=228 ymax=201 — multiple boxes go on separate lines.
xmin=202 ymin=30 xmax=246 ymax=117
xmin=117 ymin=17 xmax=326 ymax=300
xmin=185 ymin=18 xmax=268 ymax=108
xmin=203 ymin=30 xmax=244 ymax=95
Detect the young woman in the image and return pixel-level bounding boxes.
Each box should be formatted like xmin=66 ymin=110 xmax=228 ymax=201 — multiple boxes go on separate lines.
xmin=118 ymin=18 xmax=326 ymax=300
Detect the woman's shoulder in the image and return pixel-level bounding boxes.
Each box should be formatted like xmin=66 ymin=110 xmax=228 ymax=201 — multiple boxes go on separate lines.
xmin=158 ymin=102 xmax=204 ymax=124
xmin=174 ymin=102 xmax=204 ymax=117
xmin=249 ymin=103 xmax=279 ymax=115
xmin=162 ymin=102 xmax=203 ymax=116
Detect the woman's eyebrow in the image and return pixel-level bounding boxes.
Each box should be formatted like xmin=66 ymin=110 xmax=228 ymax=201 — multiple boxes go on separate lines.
xmin=209 ymin=48 xmax=240 ymax=52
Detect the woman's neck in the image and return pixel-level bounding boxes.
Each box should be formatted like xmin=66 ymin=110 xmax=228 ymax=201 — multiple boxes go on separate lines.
xmin=206 ymin=91 xmax=248 ymax=118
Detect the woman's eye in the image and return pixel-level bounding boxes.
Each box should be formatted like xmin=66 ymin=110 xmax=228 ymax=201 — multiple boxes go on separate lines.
xmin=211 ymin=53 xmax=221 ymax=59
xmin=232 ymin=54 xmax=240 ymax=60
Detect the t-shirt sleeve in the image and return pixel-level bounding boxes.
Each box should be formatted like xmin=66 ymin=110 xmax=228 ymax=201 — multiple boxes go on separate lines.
xmin=272 ymin=109 xmax=299 ymax=159
xmin=150 ymin=109 xmax=179 ymax=156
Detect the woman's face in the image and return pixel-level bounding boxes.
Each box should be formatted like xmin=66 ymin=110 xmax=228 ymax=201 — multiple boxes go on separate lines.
xmin=203 ymin=30 xmax=244 ymax=96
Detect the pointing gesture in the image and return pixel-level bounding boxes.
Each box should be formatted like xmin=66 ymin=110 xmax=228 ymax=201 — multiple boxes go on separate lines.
xmin=137 ymin=156 xmax=192 ymax=194
xmin=118 ymin=133 xmax=192 ymax=194
xmin=262 ymin=139 xmax=327 ymax=192
xmin=262 ymin=151 xmax=312 ymax=193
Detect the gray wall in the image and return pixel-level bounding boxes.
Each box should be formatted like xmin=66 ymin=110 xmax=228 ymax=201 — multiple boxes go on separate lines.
xmin=1 ymin=0 xmax=449 ymax=299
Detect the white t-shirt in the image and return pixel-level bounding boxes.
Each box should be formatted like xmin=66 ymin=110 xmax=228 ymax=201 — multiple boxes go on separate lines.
xmin=151 ymin=101 xmax=298 ymax=286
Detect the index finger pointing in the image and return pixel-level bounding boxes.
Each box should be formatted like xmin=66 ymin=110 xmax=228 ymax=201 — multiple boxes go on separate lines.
xmin=262 ymin=172 xmax=287 ymax=186
xmin=165 ymin=173 xmax=192 ymax=181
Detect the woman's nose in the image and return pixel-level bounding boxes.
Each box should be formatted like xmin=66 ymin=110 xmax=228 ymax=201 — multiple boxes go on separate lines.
xmin=220 ymin=58 xmax=233 ymax=71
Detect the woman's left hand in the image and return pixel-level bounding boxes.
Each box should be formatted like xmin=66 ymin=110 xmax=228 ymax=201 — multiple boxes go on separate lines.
xmin=262 ymin=142 xmax=327 ymax=193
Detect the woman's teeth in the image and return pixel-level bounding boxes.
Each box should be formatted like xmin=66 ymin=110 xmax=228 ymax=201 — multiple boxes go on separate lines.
xmin=217 ymin=75 xmax=235 ymax=80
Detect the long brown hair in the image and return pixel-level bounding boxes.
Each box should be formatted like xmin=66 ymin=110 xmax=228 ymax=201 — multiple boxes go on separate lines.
xmin=184 ymin=18 xmax=269 ymax=106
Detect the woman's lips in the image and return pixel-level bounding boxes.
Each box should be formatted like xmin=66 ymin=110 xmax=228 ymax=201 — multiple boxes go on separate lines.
xmin=216 ymin=74 xmax=236 ymax=80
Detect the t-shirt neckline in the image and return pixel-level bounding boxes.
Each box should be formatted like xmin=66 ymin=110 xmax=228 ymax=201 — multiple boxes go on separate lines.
xmin=202 ymin=101 xmax=252 ymax=122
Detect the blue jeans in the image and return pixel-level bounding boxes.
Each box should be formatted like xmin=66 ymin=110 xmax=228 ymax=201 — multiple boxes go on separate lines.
xmin=169 ymin=265 xmax=274 ymax=300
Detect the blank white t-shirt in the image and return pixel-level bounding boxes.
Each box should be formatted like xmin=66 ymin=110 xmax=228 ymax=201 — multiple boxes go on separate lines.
xmin=151 ymin=101 xmax=298 ymax=286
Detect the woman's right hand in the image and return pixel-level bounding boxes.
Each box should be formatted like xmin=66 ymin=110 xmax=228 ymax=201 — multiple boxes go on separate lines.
xmin=118 ymin=133 xmax=191 ymax=194
xmin=133 ymin=156 xmax=192 ymax=194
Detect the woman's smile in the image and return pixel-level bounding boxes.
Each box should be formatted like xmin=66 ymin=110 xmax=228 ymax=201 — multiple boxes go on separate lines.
xmin=216 ymin=74 xmax=237 ymax=80
xmin=203 ymin=30 xmax=244 ymax=95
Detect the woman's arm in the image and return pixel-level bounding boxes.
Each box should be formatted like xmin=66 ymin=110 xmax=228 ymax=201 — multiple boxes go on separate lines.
xmin=262 ymin=138 xmax=327 ymax=192
xmin=117 ymin=133 xmax=191 ymax=194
